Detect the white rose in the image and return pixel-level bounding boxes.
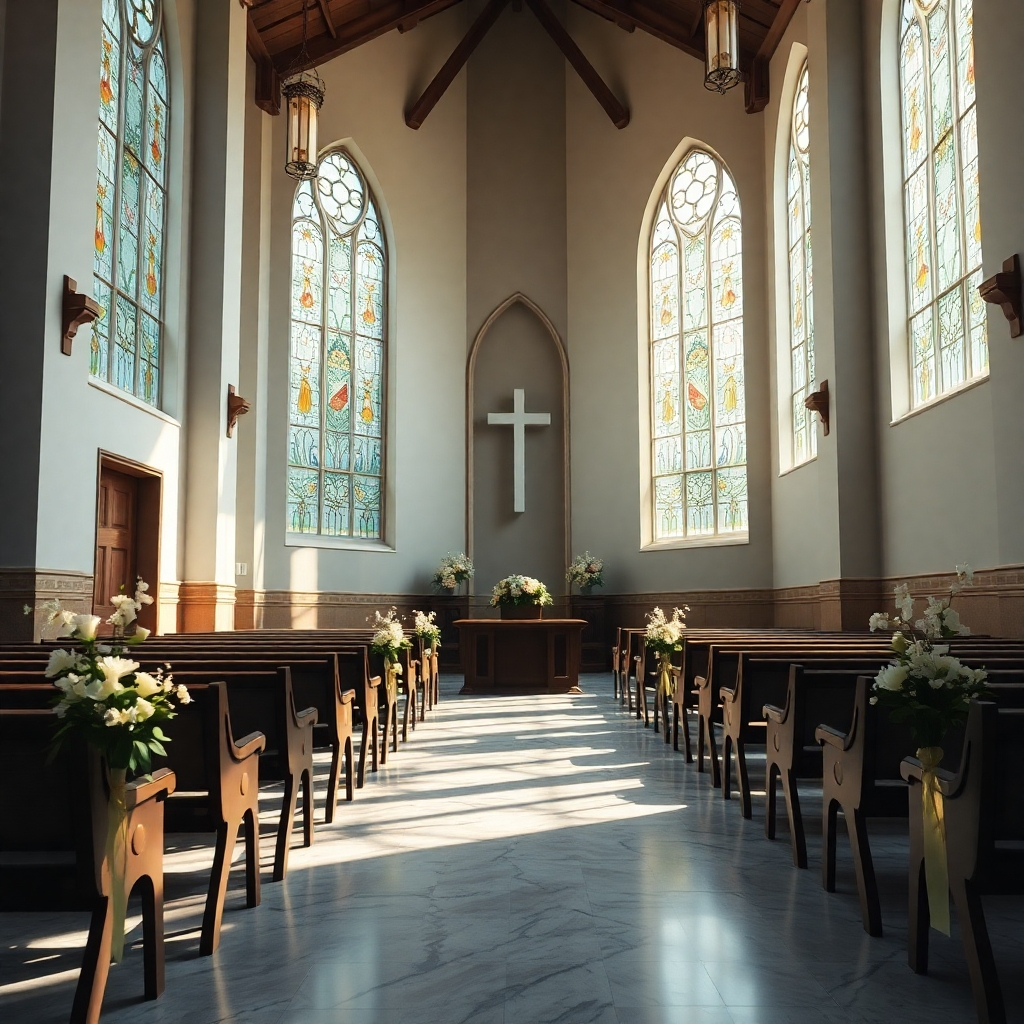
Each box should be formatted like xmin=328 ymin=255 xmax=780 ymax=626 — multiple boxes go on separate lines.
xmin=134 ymin=697 xmax=155 ymax=721
xmin=875 ymin=664 xmax=908 ymax=692
xmin=45 ymin=649 xmax=80 ymax=679
xmin=175 ymin=684 xmax=191 ymax=704
xmin=868 ymin=612 xmax=890 ymax=632
xmin=72 ymin=614 xmax=102 ymax=641
xmin=99 ymin=655 xmax=140 ymax=686
xmin=103 ymin=707 xmax=129 ymax=727
xmin=134 ymin=672 xmax=162 ymax=698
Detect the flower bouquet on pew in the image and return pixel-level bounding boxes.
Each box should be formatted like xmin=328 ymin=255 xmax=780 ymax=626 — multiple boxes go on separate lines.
xmin=566 ymin=552 xmax=605 ymax=594
xmin=432 ymin=553 xmax=474 ymax=594
xmin=38 ymin=579 xmax=189 ymax=962
xmin=371 ymin=608 xmax=413 ymax=700
xmin=644 ymin=606 xmax=689 ymax=702
xmin=867 ymin=564 xmax=988 ymax=935
xmin=490 ymin=575 xmax=553 ymax=619
xmin=412 ymin=609 xmax=442 ymax=654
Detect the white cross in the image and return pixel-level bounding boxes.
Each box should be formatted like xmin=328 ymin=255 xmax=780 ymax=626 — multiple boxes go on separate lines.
xmin=487 ymin=388 xmax=551 ymax=513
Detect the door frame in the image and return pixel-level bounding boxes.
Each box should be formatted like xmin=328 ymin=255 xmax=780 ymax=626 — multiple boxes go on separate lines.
xmin=94 ymin=452 xmax=163 ymax=634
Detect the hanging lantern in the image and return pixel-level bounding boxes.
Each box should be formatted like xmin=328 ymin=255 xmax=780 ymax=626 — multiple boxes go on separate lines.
xmin=704 ymin=0 xmax=742 ymax=94
xmin=282 ymin=1 xmax=325 ymax=180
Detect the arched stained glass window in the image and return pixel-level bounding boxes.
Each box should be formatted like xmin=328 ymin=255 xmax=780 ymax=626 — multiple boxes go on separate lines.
xmin=288 ymin=149 xmax=386 ymax=540
xmin=899 ymin=0 xmax=985 ymax=408
xmin=787 ymin=61 xmax=816 ymax=465
xmin=650 ymin=148 xmax=747 ymax=542
xmin=91 ymin=0 xmax=169 ymax=407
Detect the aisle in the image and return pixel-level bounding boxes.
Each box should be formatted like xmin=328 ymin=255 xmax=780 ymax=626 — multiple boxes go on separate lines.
xmin=2 ymin=675 xmax=1011 ymax=1024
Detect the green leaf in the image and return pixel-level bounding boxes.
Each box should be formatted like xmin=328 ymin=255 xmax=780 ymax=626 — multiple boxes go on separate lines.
xmin=148 ymin=739 xmax=167 ymax=757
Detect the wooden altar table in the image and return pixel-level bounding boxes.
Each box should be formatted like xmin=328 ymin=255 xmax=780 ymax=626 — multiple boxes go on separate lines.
xmin=454 ymin=618 xmax=587 ymax=694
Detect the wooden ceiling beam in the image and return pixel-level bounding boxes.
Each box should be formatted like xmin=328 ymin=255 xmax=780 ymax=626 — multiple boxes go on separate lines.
xmin=526 ymin=0 xmax=629 ymax=128
xmin=316 ymin=0 xmax=338 ymax=38
xmin=246 ymin=9 xmax=282 ymax=115
xmin=405 ymin=0 xmax=510 ymax=129
xmin=270 ymin=0 xmax=463 ymax=71
xmin=744 ymin=0 xmax=802 ymax=113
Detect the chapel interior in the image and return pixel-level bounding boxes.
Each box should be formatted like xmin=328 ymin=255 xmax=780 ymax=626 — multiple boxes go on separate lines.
xmin=2 ymin=0 xmax=1024 ymax=1022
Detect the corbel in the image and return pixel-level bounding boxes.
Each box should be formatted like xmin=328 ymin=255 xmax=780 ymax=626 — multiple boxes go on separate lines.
xmin=227 ymin=385 xmax=251 ymax=438
xmin=804 ymin=379 xmax=830 ymax=436
xmin=979 ymin=254 xmax=1022 ymax=338
xmin=61 ymin=276 xmax=101 ymax=356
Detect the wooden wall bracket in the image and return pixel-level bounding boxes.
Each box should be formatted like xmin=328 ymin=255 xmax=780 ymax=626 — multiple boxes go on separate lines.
xmin=61 ymin=276 xmax=101 ymax=356
xmin=804 ymin=378 xmax=830 ymax=436
xmin=979 ymin=254 xmax=1022 ymax=338
xmin=227 ymin=385 xmax=251 ymax=438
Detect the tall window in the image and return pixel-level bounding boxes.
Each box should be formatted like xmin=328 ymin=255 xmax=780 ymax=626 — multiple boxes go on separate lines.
xmin=91 ymin=0 xmax=169 ymax=407
xmin=899 ymin=0 xmax=985 ymax=408
xmin=650 ymin=148 xmax=747 ymax=542
xmin=288 ymin=149 xmax=386 ymax=540
xmin=787 ymin=62 xmax=816 ymax=465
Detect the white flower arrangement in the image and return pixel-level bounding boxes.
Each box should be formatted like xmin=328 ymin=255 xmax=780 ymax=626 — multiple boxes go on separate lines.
xmin=412 ymin=609 xmax=442 ymax=651
xmin=490 ymin=575 xmax=553 ymax=607
xmin=40 ymin=581 xmax=186 ymax=775
xmin=566 ymin=552 xmax=605 ymax=592
xmin=644 ymin=606 xmax=689 ymax=655
xmin=371 ymin=608 xmax=413 ymax=664
xmin=869 ymin=564 xmax=974 ymax=641
xmin=432 ymin=553 xmax=474 ymax=592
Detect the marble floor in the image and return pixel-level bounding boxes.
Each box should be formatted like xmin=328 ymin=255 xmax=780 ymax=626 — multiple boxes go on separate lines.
xmin=2 ymin=674 xmax=1023 ymax=1024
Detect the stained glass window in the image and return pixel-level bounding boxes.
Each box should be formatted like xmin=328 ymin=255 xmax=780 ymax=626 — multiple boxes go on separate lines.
xmin=899 ymin=0 xmax=984 ymax=408
xmin=288 ymin=149 xmax=386 ymax=540
xmin=91 ymin=0 xmax=168 ymax=407
xmin=650 ymin=148 xmax=747 ymax=542
xmin=787 ymin=61 xmax=816 ymax=466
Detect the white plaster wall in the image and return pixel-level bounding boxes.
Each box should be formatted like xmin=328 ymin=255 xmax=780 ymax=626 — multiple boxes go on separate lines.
xmin=260 ymin=7 xmax=469 ymax=595
xmin=565 ymin=10 xmax=773 ymax=594
xmin=863 ymin=0 xmax=1000 ymax=576
xmin=35 ymin=0 xmax=194 ymax=591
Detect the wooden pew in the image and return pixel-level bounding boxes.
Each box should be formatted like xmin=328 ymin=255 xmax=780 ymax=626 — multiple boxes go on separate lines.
xmin=158 ymin=681 xmax=265 ymax=955
xmin=0 ymin=712 xmax=174 ymax=1024
xmin=902 ymin=700 xmax=1024 ymax=1024
xmin=817 ymin=677 xmax=1024 ymax=937
xmin=165 ymin=668 xmax=316 ymax=882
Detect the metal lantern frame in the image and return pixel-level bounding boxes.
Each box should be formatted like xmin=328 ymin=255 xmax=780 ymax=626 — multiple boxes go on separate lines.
xmin=282 ymin=0 xmax=326 ymax=181
xmin=704 ymin=0 xmax=742 ymax=94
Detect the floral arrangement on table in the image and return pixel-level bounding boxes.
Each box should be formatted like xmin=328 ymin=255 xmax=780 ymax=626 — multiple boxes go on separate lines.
xmin=867 ymin=564 xmax=987 ymax=936
xmin=490 ymin=575 xmax=553 ymax=608
xmin=412 ymin=609 xmax=442 ymax=653
xmin=38 ymin=579 xmax=187 ymax=963
xmin=371 ymin=608 xmax=412 ymax=699
xmin=566 ymin=552 xmax=604 ymax=594
xmin=432 ymin=553 xmax=474 ymax=593
xmin=644 ymin=606 xmax=689 ymax=702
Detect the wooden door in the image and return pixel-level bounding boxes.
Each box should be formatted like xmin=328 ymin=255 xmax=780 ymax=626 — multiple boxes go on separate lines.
xmin=94 ymin=467 xmax=138 ymax=625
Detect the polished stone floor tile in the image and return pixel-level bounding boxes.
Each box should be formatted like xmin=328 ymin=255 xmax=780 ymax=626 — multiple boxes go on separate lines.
xmin=3 ymin=673 xmax=1023 ymax=1024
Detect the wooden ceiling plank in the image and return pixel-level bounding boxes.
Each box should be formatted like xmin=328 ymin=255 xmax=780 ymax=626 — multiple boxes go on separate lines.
xmin=745 ymin=0 xmax=802 ymax=113
xmin=526 ymin=0 xmax=629 ymax=128
xmin=755 ymin=0 xmax=801 ymax=62
xmin=317 ymin=0 xmax=339 ymax=38
xmin=570 ymin=0 xmax=705 ymax=60
xmin=270 ymin=0 xmax=462 ymax=69
xmin=405 ymin=0 xmax=510 ymax=129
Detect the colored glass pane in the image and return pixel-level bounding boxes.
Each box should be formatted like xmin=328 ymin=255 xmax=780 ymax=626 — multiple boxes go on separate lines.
xmin=787 ymin=61 xmax=816 ymax=467
xmin=288 ymin=148 xmax=387 ymax=539
xmin=650 ymin=148 xmax=748 ymax=542
xmin=91 ymin=0 xmax=168 ymax=408
xmin=898 ymin=0 xmax=985 ymax=408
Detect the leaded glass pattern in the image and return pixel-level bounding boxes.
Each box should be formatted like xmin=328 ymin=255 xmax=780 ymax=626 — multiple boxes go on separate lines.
xmin=289 ymin=149 xmax=386 ymax=540
xmin=787 ymin=61 xmax=816 ymax=466
xmin=650 ymin=148 xmax=748 ymax=542
xmin=899 ymin=0 xmax=985 ymax=408
xmin=91 ymin=0 xmax=168 ymax=407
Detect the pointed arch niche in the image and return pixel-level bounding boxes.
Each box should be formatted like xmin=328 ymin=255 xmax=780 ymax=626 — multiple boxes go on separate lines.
xmin=466 ymin=293 xmax=570 ymax=599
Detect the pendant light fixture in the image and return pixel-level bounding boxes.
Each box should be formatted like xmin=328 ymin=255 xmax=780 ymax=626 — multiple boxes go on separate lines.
xmin=704 ymin=0 xmax=742 ymax=94
xmin=282 ymin=0 xmax=325 ymax=180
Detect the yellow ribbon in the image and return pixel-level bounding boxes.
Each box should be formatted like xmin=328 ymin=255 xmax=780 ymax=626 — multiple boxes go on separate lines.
xmin=656 ymin=653 xmax=675 ymax=703
xmin=105 ymin=767 xmax=129 ymax=963
xmin=385 ymin=659 xmax=400 ymax=703
xmin=918 ymin=746 xmax=950 ymax=936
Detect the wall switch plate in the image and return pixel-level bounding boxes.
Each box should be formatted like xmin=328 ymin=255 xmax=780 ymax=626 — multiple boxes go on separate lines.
xmin=235 ymin=563 xmax=248 ymax=576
